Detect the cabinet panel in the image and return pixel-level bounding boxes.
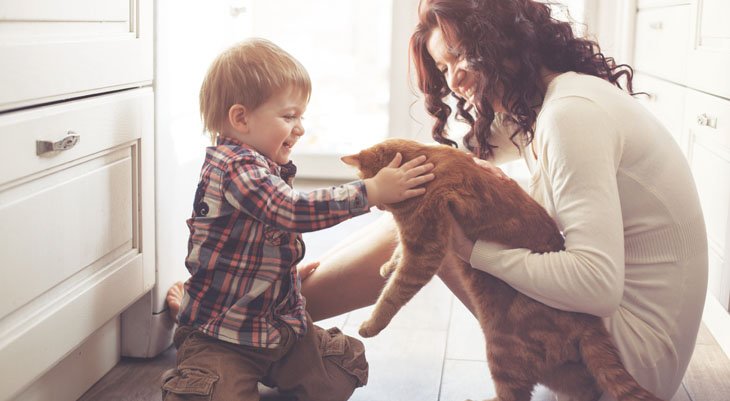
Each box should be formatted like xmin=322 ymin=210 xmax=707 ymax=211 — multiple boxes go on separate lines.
xmin=0 ymin=150 xmax=134 ymax=321
xmin=685 ymin=89 xmax=730 ymax=310
xmin=634 ymin=5 xmax=691 ymax=83
xmin=633 ymin=73 xmax=686 ymax=150
xmin=0 ymin=0 xmax=152 ymax=111
xmin=686 ymin=0 xmax=730 ymax=100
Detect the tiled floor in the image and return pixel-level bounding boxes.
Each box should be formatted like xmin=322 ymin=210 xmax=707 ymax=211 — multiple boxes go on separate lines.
xmin=78 ymin=208 xmax=730 ymax=401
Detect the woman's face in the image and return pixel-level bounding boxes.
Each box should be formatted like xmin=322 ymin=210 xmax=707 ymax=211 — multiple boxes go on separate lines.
xmin=426 ymin=27 xmax=505 ymax=113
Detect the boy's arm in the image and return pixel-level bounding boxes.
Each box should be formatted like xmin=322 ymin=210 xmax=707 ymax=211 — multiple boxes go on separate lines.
xmin=225 ymin=159 xmax=369 ymax=233
xmin=225 ymin=152 xmax=434 ymax=232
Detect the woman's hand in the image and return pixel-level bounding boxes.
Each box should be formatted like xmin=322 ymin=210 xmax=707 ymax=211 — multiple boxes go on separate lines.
xmin=297 ymin=261 xmax=320 ymax=282
xmin=473 ymin=157 xmax=509 ymax=180
xmin=365 ymin=153 xmax=435 ymax=207
xmin=449 ymin=214 xmax=475 ymax=262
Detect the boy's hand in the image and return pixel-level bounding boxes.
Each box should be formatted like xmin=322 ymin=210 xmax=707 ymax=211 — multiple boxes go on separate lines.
xmin=364 ymin=153 xmax=435 ymax=207
xmin=297 ymin=261 xmax=319 ymax=282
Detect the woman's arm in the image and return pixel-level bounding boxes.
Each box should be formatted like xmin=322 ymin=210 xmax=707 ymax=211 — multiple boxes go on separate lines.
xmin=462 ymin=98 xmax=626 ymax=317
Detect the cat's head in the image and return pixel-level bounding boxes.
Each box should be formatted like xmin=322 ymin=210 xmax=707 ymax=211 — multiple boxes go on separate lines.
xmin=341 ymin=138 xmax=419 ymax=179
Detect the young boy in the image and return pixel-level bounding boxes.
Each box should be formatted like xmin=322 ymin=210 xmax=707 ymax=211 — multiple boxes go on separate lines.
xmin=160 ymin=38 xmax=435 ymax=401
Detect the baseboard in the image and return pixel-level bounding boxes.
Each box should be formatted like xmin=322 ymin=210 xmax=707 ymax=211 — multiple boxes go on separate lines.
xmin=121 ymin=291 xmax=176 ymax=358
xmin=12 ymin=317 xmax=120 ymax=401
xmin=702 ymin=293 xmax=730 ymax=358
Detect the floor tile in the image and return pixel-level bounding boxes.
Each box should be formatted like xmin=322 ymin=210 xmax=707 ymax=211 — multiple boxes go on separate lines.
xmin=445 ymin=298 xmax=486 ymax=362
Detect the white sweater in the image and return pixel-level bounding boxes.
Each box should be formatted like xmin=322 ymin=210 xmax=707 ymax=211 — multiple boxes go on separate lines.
xmin=472 ymin=72 xmax=708 ymax=399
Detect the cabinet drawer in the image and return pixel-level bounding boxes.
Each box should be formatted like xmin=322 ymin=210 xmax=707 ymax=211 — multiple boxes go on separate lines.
xmin=637 ymin=0 xmax=690 ymax=9
xmin=0 ymin=0 xmax=152 ymax=111
xmin=634 ymin=5 xmax=691 ymax=83
xmin=633 ymin=73 xmax=686 ymax=150
xmin=0 ymin=89 xmax=152 ymax=185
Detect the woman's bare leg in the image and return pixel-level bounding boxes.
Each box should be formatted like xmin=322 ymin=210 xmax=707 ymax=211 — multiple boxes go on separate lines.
xmin=301 ymin=212 xmax=477 ymax=321
xmin=301 ymin=213 xmax=399 ymax=321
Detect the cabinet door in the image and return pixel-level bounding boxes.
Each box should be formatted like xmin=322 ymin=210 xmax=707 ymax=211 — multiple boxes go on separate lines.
xmin=0 ymin=0 xmax=152 ymax=112
xmin=684 ymin=89 xmax=730 ymax=311
xmin=633 ymin=5 xmax=691 ymax=83
xmin=686 ymin=0 xmax=730 ymax=100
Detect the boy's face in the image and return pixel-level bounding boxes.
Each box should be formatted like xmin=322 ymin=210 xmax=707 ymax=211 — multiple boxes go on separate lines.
xmin=238 ymin=86 xmax=308 ymax=165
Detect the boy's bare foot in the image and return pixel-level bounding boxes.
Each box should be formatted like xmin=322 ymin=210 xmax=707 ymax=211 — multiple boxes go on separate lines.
xmin=166 ymin=281 xmax=184 ymax=323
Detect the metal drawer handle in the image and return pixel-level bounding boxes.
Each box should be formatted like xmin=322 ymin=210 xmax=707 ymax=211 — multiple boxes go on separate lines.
xmin=36 ymin=131 xmax=80 ymax=156
xmin=696 ymin=113 xmax=717 ymax=129
xmin=649 ymin=21 xmax=663 ymax=30
xmin=230 ymin=5 xmax=247 ymax=17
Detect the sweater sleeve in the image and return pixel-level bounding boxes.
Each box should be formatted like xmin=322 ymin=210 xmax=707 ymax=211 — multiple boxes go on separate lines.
xmin=469 ymin=97 xmax=626 ymax=317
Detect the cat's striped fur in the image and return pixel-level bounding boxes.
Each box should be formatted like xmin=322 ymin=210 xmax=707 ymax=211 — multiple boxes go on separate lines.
xmin=342 ymin=138 xmax=662 ymax=401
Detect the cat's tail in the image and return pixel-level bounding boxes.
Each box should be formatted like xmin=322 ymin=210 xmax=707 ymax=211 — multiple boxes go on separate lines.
xmin=579 ymin=324 xmax=664 ymax=401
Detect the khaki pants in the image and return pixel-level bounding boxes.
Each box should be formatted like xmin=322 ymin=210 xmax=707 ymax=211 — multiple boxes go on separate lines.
xmin=161 ymin=315 xmax=368 ymax=401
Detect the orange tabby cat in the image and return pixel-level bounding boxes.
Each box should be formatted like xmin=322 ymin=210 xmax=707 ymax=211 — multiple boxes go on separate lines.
xmin=342 ymin=138 xmax=662 ymax=401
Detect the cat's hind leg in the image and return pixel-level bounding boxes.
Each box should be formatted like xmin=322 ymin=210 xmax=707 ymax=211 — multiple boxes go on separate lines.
xmin=379 ymin=242 xmax=402 ymax=278
xmin=540 ymin=362 xmax=601 ymax=401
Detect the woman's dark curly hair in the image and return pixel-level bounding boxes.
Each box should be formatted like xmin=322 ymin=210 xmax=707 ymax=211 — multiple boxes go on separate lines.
xmin=410 ymin=0 xmax=635 ymax=159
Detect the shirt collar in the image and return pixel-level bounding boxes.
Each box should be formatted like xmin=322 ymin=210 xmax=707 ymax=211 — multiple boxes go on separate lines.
xmin=215 ymin=136 xmax=297 ymax=183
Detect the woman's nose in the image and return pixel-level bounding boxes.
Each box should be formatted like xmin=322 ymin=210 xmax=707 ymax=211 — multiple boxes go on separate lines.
xmin=447 ymin=68 xmax=465 ymax=96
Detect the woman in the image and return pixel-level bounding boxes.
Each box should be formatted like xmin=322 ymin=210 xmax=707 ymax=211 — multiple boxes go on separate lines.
xmin=306 ymin=0 xmax=707 ymax=399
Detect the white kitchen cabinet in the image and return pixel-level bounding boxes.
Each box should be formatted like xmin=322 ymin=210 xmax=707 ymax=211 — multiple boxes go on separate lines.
xmin=684 ymin=89 xmax=730 ymax=311
xmin=0 ymin=1 xmax=154 ymax=400
xmin=630 ymin=0 xmax=730 ymax=356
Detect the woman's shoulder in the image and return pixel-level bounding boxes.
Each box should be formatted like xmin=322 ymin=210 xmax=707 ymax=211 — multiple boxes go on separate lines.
xmin=545 ymin=72 xmax=612 ymax=100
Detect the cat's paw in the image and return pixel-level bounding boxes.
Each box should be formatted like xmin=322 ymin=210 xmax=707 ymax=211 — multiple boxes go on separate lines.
xmin=358 ymin=320 xmax=383 ymax=338
xmin=379 ymin=260 xmax=396 ymax=278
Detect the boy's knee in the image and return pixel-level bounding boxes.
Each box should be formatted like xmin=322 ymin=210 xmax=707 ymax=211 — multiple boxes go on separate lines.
xmin=276 ymin=326 xmax=369 ymax=401
xmin=161 ymin=367 xmax=219 ymax=401
xmin=317 ymin=328 xmax=369 ymax=400
xmin=321 ymin=328 xmax=368 ymax=388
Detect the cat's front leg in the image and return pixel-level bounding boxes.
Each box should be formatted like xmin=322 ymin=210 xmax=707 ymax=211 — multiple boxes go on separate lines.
xmin=358 ymin=282 xmax=398 ymax=337
xmin=380 ymin=243 xmax=402 ymax=278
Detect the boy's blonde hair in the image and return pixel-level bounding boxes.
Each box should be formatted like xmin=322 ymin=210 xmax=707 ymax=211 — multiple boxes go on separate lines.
xmin=199 ymin=38 xmax=312 ymax=143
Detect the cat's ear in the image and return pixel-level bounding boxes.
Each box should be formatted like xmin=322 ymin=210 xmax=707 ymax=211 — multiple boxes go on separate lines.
xmin=341 ymin=154 xmax=361 ymax=168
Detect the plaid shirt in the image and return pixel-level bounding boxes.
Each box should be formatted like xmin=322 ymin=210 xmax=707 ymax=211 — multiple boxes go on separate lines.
xmin=178 ymin=137 xmax=369 ymax=348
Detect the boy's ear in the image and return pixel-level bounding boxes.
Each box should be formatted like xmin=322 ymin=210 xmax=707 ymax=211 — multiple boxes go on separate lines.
xmin=340 ymin=154 xmax=361 ymax=168
xmin=228 ymin=104 xmax=248 ymax=133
